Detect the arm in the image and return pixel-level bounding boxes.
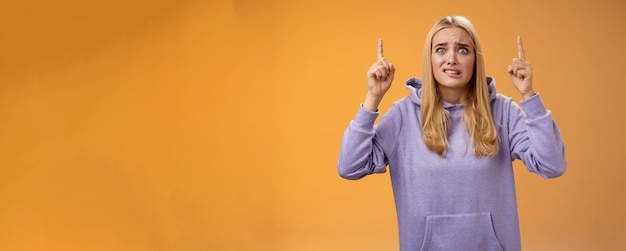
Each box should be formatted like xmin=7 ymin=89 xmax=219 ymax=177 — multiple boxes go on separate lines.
xmin=506 ymin=36 xmax=566 ymax=178
xmin=337 ymin=107 xmax=386 ymax=180
xmin=338 ymin=103 xmax=401 ymax=180
xmin=338 ymin=38 xmax=397 ymax=180
xmin=508 ymin=95 xmax=567 ymax=178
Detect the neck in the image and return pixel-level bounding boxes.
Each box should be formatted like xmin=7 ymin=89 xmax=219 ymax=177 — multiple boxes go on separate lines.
xmin=438 ymin=86 xmax=469 ymax=104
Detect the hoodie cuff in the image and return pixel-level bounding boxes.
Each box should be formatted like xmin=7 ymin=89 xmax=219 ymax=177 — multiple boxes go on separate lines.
xmin=351 ymin=104 xmax=380 ymax=130
xmin=519 ymin=93 xmax=548 ymax=119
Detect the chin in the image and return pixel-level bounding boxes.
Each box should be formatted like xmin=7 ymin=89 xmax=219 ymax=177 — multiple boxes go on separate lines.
xmin=437 ymin=79 xmax=470 ymax=88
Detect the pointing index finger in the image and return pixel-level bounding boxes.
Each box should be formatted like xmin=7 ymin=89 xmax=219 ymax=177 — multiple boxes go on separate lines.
xmin=517 ymin=36 xmax=525 ymax=60
xmin=378 ymin=38 xmax=384 ymax=60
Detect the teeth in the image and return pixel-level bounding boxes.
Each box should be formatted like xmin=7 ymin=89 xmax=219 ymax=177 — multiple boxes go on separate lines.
xmin=445 ymin=70 xmax=459 ymax=74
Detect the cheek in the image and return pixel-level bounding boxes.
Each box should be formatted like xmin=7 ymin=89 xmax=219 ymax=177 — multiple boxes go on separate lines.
xmin=431 ymin=55 xmax=444 ymax=70
xmin=462 ymin=58 xmax=475 ymax=75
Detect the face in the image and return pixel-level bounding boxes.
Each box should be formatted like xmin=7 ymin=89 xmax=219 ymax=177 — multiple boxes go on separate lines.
xmin=431 ymin=27 xmax=475 ymax=92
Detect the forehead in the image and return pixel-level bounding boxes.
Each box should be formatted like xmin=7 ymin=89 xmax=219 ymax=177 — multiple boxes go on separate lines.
xmin=432 ymin=27 xmax=471 ymax=45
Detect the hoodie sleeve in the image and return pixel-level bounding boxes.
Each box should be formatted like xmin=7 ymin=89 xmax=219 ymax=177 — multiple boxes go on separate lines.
xmin=337 ymin=104 xmax=401 ymax=180
xmin=508 ymin=94 xmax=567 ymax=178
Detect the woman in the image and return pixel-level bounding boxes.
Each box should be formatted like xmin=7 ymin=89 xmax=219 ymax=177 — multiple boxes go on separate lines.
xmin=337 ymin=16 xmax=566 ymax=251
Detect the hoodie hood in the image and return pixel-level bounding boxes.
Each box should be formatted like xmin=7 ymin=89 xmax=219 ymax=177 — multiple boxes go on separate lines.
xmin=404 ymin=76 xmax=497 ymax=107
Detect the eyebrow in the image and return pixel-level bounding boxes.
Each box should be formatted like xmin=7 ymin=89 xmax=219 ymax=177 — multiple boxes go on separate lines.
xmin=433 ymin=42 xmax=472 ymax=48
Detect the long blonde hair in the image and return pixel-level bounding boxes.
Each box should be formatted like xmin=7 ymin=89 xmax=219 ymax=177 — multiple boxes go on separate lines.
xmin=421 ymin=16 xmax=498 ymax=157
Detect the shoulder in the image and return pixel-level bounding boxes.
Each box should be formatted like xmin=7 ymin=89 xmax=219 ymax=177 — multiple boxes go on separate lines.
xmin=379 ymin=96 xmax=417 ymax=122
xmin=491 ymin=93 xmax=523 ymax=120
xmin=494 ymin=93 xmax=513 ymax=103
xmin=392 ymin=96 xmax=413 ymax=106
xmin=387 ymin=96 xmax=418 ymax=114
xmin=492 ymin=93 xmax=517 ymax=108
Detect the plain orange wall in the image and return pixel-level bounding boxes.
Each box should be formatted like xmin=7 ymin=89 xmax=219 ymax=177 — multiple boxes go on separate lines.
xmin=1 ymin=0 xmax=625 ymax=250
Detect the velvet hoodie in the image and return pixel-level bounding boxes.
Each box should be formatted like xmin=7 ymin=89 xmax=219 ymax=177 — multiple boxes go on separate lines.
xmin=337 ymin=77 xmax=566 ymax=251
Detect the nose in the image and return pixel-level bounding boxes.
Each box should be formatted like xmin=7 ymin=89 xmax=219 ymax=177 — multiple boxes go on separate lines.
xmin=446 ymin=52 xmax=457 ymax=65
xmin=447 ymin=53 xmax=457 ymax=65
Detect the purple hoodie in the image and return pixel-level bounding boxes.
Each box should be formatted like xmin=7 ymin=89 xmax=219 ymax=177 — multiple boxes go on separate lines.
xmin=338 ymin=77 xmax=566 ymax=251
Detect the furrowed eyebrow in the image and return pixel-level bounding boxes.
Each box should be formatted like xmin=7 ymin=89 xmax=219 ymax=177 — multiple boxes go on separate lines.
xmin=433 ymin=42 xmax=472 ymax=48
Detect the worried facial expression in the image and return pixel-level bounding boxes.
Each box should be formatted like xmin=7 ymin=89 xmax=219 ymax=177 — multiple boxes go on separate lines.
xmin=431 ymin=27 xmax=475 ymax=92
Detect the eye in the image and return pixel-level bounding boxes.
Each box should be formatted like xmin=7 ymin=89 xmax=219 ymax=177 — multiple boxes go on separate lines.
xmin=435 ymin=47 xmax=445 ymax=54
xmin=458 ymin=47 xmax=469 ymax=54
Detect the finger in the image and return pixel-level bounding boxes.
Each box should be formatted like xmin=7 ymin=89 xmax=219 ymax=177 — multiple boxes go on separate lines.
xmin=381 ymin=60 xmax=390 ymax=72
xmin=378 ymin=38 xmax=384 ymax=60
xmin=509 ymin=59 xmax=518 ymax=75
xmin=367 ymin=68 xmax=376 ymax=78
xmin=378 ymin=68 xmax=387 ymax=79
xmin=516 ymin=69 xmax=531 ymax=79
xmin=512 ymin=63 xmax=524 ymax=76
xmin=512 ymin=59 xmax=530 ymax=72
xmin=517 ymin=36 xmax=526 ymax=61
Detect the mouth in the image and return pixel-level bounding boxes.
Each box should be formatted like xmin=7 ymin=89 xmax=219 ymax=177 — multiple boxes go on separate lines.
xmin=443 ymin=69 xmax=461 ymax=78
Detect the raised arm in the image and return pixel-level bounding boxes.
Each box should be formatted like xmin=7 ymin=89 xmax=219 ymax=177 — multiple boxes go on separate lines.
xmin=506 ymin=37 xmax=566 ymax=178
xmin=338 ymin=38 xmax=399 ymax=180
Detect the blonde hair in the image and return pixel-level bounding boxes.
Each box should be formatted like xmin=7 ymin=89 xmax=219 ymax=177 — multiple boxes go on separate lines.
xmin=421 ymin=16 xmax=498 ymax=157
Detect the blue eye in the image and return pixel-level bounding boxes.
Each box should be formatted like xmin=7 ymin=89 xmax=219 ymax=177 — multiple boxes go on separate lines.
xmin=435 ymin=47 xmax=445 ymax=53
xmin=458 ymin=47 xmax=469 ymax=54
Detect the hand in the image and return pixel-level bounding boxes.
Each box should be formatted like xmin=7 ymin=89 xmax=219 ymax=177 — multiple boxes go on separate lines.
xmin=507 ymin=36 xmax=535 ymax=99
xmin=366 ymin=38 xmax=396 ymax=99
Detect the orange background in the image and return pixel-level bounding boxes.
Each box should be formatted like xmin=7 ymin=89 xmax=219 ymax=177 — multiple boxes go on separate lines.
xmin=0 ymin=0 xmax=624 ymax=250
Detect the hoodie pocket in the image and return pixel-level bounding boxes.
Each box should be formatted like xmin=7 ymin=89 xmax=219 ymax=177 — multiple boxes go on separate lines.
xmin=419 ymin=212 xmax=504 ymax=251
